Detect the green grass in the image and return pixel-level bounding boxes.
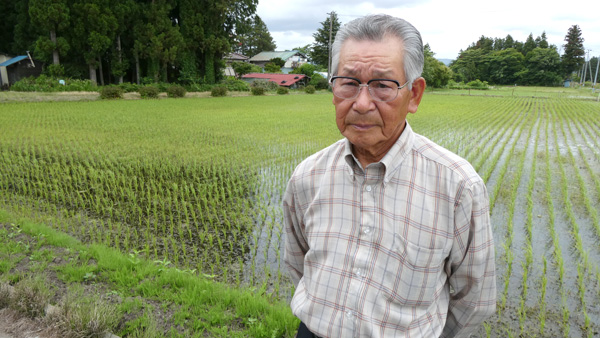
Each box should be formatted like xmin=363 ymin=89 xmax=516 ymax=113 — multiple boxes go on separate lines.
xmin=0 ymin=209 xmax=299 ymax=337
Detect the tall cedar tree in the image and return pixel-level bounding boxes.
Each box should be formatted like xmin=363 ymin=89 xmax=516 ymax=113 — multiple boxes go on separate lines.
xmin=71 ymin=0 xmax=118 ymax=85
xmin=177 ymin=0 xmax=257 ymax=84
xmin=29 ymin=0 xmax=70 ymax=65
xmin=562 ymin=24 xmax=585 ymax=77
xmin=233 ymin=15 xmax=276 ymax=57
xmin=311 ymin=12 xmax=340 ymax=69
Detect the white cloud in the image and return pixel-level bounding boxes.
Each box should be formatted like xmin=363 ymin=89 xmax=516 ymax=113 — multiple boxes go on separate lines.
xmin=257 ymin=0 xmax=600 ymax=60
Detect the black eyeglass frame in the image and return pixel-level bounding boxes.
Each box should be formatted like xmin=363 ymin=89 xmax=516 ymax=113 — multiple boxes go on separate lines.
xmin=329 ymin=76 xmax=410 ymax=102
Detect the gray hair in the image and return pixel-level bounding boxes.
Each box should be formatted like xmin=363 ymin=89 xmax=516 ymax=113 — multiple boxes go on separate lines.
xmin=331 ymin=14 xmax=424 ymax=89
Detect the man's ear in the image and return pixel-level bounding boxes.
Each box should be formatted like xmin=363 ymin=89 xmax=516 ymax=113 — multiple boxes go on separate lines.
xmin=407 ymin=77 xmax=426 ymax=114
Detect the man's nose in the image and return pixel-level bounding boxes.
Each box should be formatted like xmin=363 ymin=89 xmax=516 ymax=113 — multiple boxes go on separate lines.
xmin=353 ymin=84 xmax=374 ymax=112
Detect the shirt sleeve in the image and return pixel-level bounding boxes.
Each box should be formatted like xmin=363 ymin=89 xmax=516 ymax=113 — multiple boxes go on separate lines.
xmin=283 ymin=174 xmax=309 ymax=287
xmin=442 ymin=178 xmax=497 ymax=337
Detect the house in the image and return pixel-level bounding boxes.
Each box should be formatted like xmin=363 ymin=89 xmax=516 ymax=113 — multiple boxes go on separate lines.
xmin=224 ymin=52 xmax=249 ymax=65
xmin=248 ymin=51 xmax=308 ymax=74
xmin=241 ymin=73 xmax=309 ymax=89
xmin=223 ymin=52 xmax=249 ymax=77
xmin=0 ymin=54 xmax=44 ymax=87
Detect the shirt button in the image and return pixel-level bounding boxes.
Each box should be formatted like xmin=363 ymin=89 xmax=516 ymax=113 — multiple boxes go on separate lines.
xmin=346 ymin=310 xmax=354 ymax=318
xmin=365 ymin=185 xmax=372 ymax=192
xmin=353 ymin=268 xmax=362 ymax=277
xmin=362 ymin=227 xmax=371 ymax=235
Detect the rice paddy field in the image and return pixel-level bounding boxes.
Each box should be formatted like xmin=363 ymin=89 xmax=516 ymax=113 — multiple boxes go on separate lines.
xmin=1 ymin=87 xmax=600 ymax=337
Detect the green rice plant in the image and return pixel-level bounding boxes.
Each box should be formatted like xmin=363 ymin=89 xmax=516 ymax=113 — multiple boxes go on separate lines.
xmin=539 ymin=257 xmax=548 ymax=335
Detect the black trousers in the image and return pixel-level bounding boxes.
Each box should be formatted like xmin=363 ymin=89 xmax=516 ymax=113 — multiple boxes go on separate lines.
xmin=297 ymin=321 xmax=321 ymax=338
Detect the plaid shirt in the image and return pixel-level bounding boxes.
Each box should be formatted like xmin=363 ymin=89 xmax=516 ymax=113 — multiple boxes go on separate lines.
xmin=283 ymin=123 xmax=496 ymax=338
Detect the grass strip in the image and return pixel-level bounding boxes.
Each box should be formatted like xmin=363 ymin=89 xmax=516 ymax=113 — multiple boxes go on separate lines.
xmin=0 ymin=208 xmax=299 ymax=338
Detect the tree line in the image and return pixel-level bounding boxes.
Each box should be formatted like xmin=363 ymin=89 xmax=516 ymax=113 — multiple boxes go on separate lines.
xmin=287 ymin=14 xmax=593 ymax=88
xmin=0 ymin=3 xmax=594 ymax=89
xmin=445 ymin=26 xmax=594 ymax=87
xmin=0 ymin=0 xmax=278 ymax=85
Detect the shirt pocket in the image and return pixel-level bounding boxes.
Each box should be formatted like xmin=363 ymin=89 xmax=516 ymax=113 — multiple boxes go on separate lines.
xmin=380 ymin=233 xmax=446 ymax=307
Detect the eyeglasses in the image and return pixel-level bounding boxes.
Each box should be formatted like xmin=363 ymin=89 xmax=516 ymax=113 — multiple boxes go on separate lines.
xmin=330 ymin=76 xmax=410 ymax=102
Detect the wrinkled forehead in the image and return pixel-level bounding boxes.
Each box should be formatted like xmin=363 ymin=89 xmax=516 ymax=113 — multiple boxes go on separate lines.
xmin=337 ymin=36 xmax=405 ymax=77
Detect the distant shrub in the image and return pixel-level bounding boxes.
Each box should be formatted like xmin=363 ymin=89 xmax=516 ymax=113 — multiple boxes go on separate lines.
xmin=304 ymin=85 xmax=316 ymax=94
xmin=63 ymin=79 xmax=96 ymax=91
xmin=251 ymin=87 xmax=265 ymax=96
xmin=309 ymin=73 xmax=329 ymax=90
xmin=118 ymin=82 xmax=139 ymax=93
xmin=211 ymin=86 xmax=228 ymax=97
xmin=167 ymin=84 xmax=187 ymax=98
xmin=250 ymin=79 xmax=278 ymax=91
xmin=46 ymin=64 xmax=65 ymax=77
xmin=11 ymin=75 xmax=96 ymax=92
xmin=276 ymin=86 xmax=289 ymax=95
xmin=466 ymin=79 xmax=489 ymax=90
xmin=447 ymin=80 xmax=465 ymax=89
xmin=99 ymin=86 xmax=123 ymax=99
xmin=139 ymin=85 xmax=160 ymax=99
xmin=187 ymin=83 xmax=214 ymax=92
xmin=221 ymin=77 xmax=250 ymax=91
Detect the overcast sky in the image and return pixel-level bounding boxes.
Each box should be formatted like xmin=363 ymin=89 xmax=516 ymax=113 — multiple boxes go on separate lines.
xmin=257 ymin=0 xmax=600 ymax=62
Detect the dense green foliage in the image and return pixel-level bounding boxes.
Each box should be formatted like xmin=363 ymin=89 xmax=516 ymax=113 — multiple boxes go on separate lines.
xmin=231 ymin=61 xmax=262 ymax=78
xmin=230 ymin=15 xmax=276 ymax=57
xmin=450 ymin=27 xmax=588 ymax=86
xmin=139 ymin=85 xmax=160 ymax=99
xmin=562 ymin=25 xmax=585 ymax=76
xmin=1 ymin=0 xmax=263 ymax=85
xmin=423 ymin=44 xmax=452 ymax=88
xmin=211 ymin=86 xmax=228 ymax=97
xmin=250 ymin=86 xmax=265 ymax=95
xmin=166 ymin=84 xmax=187 ymax=98
xmin=304 ymin=85 xmax=316 ymax=94
xmin=99 ymin=85 xmax=124 ymax=99
xmin=9 ymin=75 xmax=96 ymax=92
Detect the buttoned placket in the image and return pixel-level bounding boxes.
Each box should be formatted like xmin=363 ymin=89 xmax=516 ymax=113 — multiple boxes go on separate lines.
xmin=345 ymin=162 xmax=382 ymax=338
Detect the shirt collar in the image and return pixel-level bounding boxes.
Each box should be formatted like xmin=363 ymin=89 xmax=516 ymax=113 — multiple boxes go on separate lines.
xmin=343 ymin=121 xmax=414 ymax=184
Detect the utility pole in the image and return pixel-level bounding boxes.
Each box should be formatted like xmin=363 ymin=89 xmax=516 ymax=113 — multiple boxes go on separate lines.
xmin=593 ymin=55 xmax=599 ymax=93
xmin=327 ymin=12 xmax=333 ymax=80
xmin=582 ymin=49 xmax=591 ymax=85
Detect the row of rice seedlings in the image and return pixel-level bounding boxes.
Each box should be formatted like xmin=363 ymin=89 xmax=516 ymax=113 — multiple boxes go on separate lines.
xmin=488 ymin=98 xmax=534 ymax=211
xmin=542 ymin=109 xmax=570 ymax=336
xmin=551 ymin=102 xmax=594 ymax=337
xmin=472 ymin=99 xmax=527 ymax=177
xmin=518 ymin=101 xmax=541 ymax=335
xmin=436 ymin=99 xmax=504 ymax=155
xmin=555 ymin=105 xmax=598 ymax=336
xmin=467 ymin=98 xmax=524 ymax=171
xmin=568 ymin=107 xmax=600 ymax=311
xmin=497 ymin=101 xmax=537 ymax=317
xmin=564 ymin=115 xmax=600 ymax=241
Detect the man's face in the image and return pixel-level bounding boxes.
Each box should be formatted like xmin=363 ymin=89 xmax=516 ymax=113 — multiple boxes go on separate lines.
xmin=333 ymin=35 xmax=424 ymax=162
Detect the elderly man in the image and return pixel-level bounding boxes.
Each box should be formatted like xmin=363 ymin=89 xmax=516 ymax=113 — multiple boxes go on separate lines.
xmin=283 ymin=14 xmax=496 ymax=338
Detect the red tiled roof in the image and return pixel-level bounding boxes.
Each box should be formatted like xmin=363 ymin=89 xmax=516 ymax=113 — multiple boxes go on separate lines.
xmin=242 ymin=73 xmax=308 ymax=87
